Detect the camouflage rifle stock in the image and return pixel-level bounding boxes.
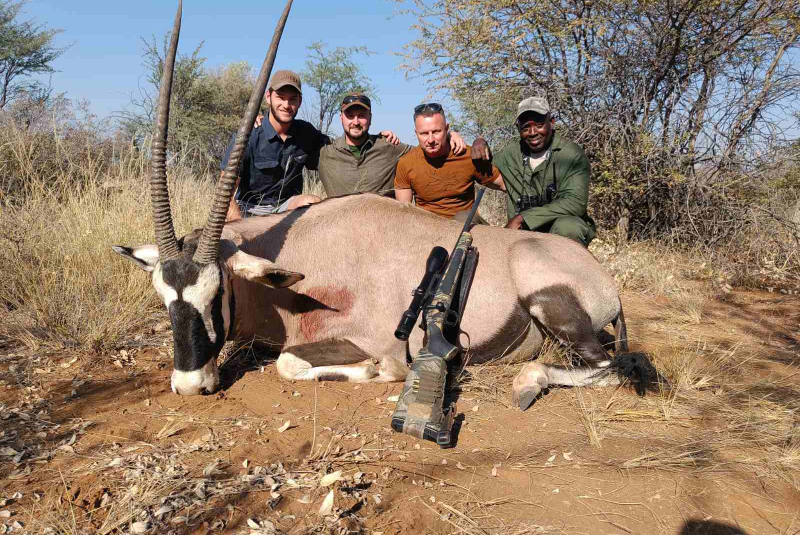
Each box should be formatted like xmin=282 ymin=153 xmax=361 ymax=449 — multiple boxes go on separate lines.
xmin=391 ymin=188 xmax=485 ymax=447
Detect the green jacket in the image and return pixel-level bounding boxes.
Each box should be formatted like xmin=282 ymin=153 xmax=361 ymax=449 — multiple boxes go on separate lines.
xmin=494 ymin=133 xmax=595 ymax=234
xmin=318 ymin=134 xmax=412 ymax=197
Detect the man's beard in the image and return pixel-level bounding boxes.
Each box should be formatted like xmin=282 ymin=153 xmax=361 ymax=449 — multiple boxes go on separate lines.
xmin=270 ymin=102 xmax=296 ymax=125
xmin=347 ymin=125 xmax=369 ymax=143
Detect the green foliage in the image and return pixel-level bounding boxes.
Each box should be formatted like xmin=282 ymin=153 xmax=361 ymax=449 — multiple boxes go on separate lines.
xmin=399 ymin=0 xmax=800 ymax=242
xmin=301 ymin=41 xmax=377 ymax=134
xmin=0 ymin=0 xmax=67 ymax=109
xmin=120 ymin=35 xmax=257 ymax=173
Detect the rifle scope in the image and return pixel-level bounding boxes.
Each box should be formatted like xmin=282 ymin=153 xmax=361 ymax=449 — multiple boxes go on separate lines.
xmin=394 ymin=246 xmax=449 ymax=341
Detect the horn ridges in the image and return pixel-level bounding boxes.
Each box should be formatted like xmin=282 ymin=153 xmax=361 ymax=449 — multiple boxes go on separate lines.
xmin=193 ymin=0 xmax=293 ymax=265
xmin=150 ymin=0 xmax=183 ymax=261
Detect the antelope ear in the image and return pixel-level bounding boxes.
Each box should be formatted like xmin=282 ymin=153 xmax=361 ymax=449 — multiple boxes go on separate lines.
xmin=253 ymin=267 xmax=305 ymax=288
xmin=225 ymin=245 xmax=304 ymax=289
xmin=112 ymin=245 xmax=159 ymax=272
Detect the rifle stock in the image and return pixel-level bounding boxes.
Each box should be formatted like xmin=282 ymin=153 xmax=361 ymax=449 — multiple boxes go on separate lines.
xmin=390 ymin=188 xmax=485 ymax=447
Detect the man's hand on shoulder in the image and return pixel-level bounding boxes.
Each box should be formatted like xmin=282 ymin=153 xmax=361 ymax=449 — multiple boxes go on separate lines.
xmin=505 ymin=213 xmax=525 ymax=230
xmin=449 ymin=131 xmax=466 ymax=155
xmin=471 ymin=137 xmax=492 ymax=161
xmin=380 ymin=130 xmax=400 ymax=145
xmin=254 ymin=115 xmax=264 ymax=128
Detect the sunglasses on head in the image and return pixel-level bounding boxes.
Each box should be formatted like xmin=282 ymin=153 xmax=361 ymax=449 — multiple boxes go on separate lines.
xmin=413 ymin=102 xmax=443 ymax=116
xmin=342 ymin=94 xmax=371 ymax=108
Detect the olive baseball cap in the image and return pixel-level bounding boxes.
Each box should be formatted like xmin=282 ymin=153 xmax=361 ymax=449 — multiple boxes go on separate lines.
xmin=516 ymin=97 xmax=550 ymax=121
xmin=268 ymin=70 xmax=302 ymax=93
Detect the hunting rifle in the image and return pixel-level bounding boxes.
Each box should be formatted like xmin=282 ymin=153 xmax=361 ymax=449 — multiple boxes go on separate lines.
xmin=390 ymin=188 xmax=485 ymax=447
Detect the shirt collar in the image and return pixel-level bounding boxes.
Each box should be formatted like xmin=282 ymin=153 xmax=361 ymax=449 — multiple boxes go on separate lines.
xmin=520 ymin=132 xmax=562 ymax=157
xmin=261 ymin=117 xmax=295 ymax=142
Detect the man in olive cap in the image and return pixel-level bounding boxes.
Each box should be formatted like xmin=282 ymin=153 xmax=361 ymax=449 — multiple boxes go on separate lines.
xmin=317 ymin=93 xmax=468 ymax=198
xmin=225 ymin=73 xmax=403 ymax=220
xmin=492 ymin=96 xmax=596 ymax=246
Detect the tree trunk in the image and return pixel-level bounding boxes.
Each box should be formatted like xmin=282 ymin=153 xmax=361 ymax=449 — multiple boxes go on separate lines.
xmin=616 ymin=206 xmax=630 ymax=244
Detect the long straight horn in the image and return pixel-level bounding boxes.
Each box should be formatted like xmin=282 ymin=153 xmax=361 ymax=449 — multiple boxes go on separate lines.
xmin=193 ymin=0 xmax=293 ymax=265
xmin=151 ymin=0 xmax=183 ymax=261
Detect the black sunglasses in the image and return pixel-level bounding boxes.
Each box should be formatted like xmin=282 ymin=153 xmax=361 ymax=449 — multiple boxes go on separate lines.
xmin=413 ymin=102 xmax=443 ymax=116
xmin=342 ymin=94 xmax=371 ymax=108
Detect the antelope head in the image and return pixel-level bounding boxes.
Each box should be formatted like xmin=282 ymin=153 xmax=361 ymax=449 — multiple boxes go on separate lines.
xmin=113 ymin=0 xmax=302 ymax=395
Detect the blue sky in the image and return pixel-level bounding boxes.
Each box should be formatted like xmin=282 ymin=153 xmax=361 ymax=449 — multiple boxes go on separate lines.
xmin=20 ymin=0 xmax=447 ymax=144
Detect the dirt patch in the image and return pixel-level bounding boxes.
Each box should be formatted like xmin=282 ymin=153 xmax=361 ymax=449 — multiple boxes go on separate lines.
xmin=1 ymin=287 xmax=798 ymax=534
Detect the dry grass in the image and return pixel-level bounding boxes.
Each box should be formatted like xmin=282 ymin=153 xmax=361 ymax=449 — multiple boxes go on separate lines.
xmin=456 ymin=242 xmax=798 ymax=490
xmin=1 ymin=120 xmax=798 ymax=534
xmin=0 ymin=138 xmax=214 ymax=352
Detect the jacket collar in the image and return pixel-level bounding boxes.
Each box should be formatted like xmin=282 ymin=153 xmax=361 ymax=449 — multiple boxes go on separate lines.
xmin=333 ymin=133 xmax=378 ymax=153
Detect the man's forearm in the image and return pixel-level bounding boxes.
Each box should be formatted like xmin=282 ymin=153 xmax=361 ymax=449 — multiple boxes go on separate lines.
xmin=225 ymin=173 xmax=242 ymax=222
xmin=486 ymin=174 xmax=506 ymax=191
xmin=226 ymin=198 xmax=242 ymax=222
xmin=394 ymin=188 xmax=414 ymax=204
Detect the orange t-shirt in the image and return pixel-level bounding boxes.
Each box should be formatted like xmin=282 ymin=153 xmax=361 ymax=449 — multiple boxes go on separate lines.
xmin=394 ymin=146 xmax=501 ymax=218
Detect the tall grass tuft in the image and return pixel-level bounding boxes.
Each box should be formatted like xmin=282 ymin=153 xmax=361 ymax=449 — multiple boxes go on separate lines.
xmin=0 ymin=118 xmax=214 ymax=351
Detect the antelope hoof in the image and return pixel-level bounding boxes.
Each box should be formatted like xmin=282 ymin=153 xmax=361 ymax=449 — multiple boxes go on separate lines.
xmin=512 ymin=387 xmax=541 ymax=411
xmin=512 ymin=362 xmax=549 ymax=410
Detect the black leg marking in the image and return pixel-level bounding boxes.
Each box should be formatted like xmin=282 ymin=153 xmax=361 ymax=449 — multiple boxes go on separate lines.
xmin=283 ymin=339 xmax=374 ymax=367
xmin=613 ymin=300 xmax=629 ymax=352
xmin=316 ymin=372 xmax=349 ymax=382
xmin=530 ymin=285 xmax=611 ymax=367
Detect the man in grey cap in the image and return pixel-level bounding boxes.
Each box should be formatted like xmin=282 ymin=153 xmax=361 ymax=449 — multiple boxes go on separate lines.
xmin=492 ymin=96 xmax=596 ymax=246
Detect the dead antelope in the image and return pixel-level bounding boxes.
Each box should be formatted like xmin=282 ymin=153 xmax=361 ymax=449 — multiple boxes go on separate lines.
xmin=114 ymin=0 xmax=656 ymax=409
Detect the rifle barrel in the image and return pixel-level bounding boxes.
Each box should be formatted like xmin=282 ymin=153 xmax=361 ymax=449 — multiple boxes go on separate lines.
xmin=460 ymin=187 xmax=486 ymax=235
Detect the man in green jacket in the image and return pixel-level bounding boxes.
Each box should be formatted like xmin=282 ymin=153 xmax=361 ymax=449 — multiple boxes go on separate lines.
xmin=493 ymin=97 xmax=596 ymax=246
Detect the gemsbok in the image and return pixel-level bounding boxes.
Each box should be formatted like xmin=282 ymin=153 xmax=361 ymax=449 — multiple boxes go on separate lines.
xmin=113 ymin=0 xmax=656 ymax=410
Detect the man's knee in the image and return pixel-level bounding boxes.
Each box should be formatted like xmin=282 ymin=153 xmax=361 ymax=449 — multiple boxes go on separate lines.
xmin=549 ymin=216 xmax=592 ymax=246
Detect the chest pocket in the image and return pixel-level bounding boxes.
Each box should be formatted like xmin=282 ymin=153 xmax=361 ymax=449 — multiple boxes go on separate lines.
xmin=254 ymin=157 xmax=280 ymax=172
xmin=287 ymin=151 xmax=308 ymax=168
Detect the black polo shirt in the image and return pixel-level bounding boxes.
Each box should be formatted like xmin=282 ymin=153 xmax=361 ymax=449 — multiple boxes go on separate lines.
xmin=221 ymin=119 xmax=329 ymax=206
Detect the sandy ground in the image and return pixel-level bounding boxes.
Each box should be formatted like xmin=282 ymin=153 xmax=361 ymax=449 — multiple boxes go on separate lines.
xmin=0 ymin=288 xmax=798 ymax=534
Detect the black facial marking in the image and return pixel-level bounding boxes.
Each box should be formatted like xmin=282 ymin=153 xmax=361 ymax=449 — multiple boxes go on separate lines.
xmin=162 ymin=258 xmax=226 ymax=372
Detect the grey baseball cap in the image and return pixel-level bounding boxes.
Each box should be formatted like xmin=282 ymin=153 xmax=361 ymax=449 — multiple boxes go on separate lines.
xmin=516 ymin=97 xmax=550 ymax=121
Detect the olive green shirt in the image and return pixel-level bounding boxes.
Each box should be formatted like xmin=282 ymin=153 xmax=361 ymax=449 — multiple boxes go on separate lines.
xmin=318 ymin=134 xmax=412 ymax=197
xmin=494 ymin=133 xmax=595 ymax=233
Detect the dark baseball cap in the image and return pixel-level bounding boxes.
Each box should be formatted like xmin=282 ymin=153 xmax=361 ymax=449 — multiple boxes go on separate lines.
xmin=268 ymin=70 xmax=302 ymax=93
xmin=341 ymin=93 xmax=371 ymax=112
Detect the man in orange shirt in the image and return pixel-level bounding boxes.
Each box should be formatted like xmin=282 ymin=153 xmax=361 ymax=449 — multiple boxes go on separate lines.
xmin=394 ymin=103 xmax=505 ymax=219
